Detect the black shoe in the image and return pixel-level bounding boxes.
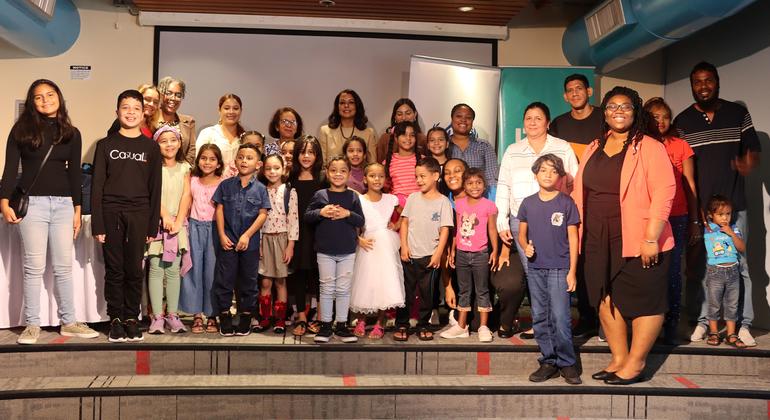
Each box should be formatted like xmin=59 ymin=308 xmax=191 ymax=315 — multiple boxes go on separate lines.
xmin=235 ymin=313 xmax=252 ymax=336
xmin=108 ymin=318 xmax=127 ymax=343
xmin=604 ymin=372 xmax=646 ymax=385
xmin=591 ymin=370 xmax=616 ymax=380
xmin=314 ymin=322 xmax=333 ymax=343
xmin=520 ymin=331 xmax=535 ymax=340
xmin=663 ymin=321 xmax=679 ymax=345
xmin=572 ymin=320 xmax=598 ymax=339
xmin=334 ymin=323 xmax=358 ymax=343
xmin=124 ymin=319 xmax=144 ymax=342
xmin=528 ymin=363 xmax=559 ymax=382
xmin=560 ymin=365 xmax=582 ymax=385
xmin=219 ymin=311 xmax=235 ymax=337
xmin=498 ymin=327 xmax=514 ymax=339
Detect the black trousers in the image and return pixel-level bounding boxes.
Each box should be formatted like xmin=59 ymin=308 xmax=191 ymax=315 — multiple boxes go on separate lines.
xmin=102 ymin=208 xmax=151 ymax=321
xmin=289 ymin=268 xmax=319 ymax=312
xmin=212 ymin=247 xmax=260 ymax=315
xmin=397 ymin=256 xmax=435 ymax=328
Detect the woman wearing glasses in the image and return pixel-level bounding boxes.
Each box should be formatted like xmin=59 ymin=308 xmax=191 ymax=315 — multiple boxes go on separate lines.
xmin=152 ymin=76 xmax=197 ymax=165
xmin=572 ymin=86 xmax=675 ymax=385
xmin=195 ymin=94 xmax=246 ymax=177
xmin=268 ymin=107 xmax=304 ymax=146
xmin=318 ymin=89 xmax=377 ymax=163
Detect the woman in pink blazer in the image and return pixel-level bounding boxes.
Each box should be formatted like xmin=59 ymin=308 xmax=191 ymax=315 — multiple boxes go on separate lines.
xmin=572 ymin=86 xmax=675 ymax=385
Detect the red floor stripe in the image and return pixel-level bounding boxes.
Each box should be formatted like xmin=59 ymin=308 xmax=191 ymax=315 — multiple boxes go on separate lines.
xmin=135 ymin=351 xmax=150 ymax=375
xmin=342 ymin=375 xmax=356 ymax=387
xmin=766 ymin=400 xmax=769 ymax=420
xmin=509 ymin=336 xmax=526 ymax=345
xmin=50 ymin=336 xmax=71 ymax=344
xmin=674 ymin=376 xmax=700 ymax=389
xmin=476 ymin=352 xmax=490 ymax=376
xmin=556 ymin=416 xmax=570 ymax=420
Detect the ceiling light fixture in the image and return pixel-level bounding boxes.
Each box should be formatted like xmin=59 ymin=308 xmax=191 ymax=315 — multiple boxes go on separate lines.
xmin=319 ymin=0 xmax=335 ymax=7
xmin=458 ymin=6 xmax=474 ymax=12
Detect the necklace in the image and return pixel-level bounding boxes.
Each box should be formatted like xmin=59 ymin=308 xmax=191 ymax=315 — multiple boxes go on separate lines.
xmin=340 ymin=125 xmax=355 ymax=140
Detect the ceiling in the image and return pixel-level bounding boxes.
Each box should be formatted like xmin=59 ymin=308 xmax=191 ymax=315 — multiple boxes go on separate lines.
xmin=130 ymin=0 xmax=536 ymax=27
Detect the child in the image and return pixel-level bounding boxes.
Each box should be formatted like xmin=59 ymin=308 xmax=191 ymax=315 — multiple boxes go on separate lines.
xmin=256 ymin=146 xmax=299 ymax=334
xmin=384 ymin=121 xmax=421 ymax=208
xmin=443 ymin=168 xmax=498 ymax=342
xmin=351 ymin=163 xmax=405 ymax=339
xmin=343 ymin=136 xmax=367 ymax=194
xmin=240 ymin=130 xmax=265 ymax=154
xmin=395 ymin=157 xmax=453 ymax=341
xmin=179 ymin=144 xmax=224 ymax=334
xmin=91 ymin=89 xmax=162 ymax=343
xmin=703 ymin=195 xmax=747 ymax=348
xmin=147 ymin=125 xmax=192 ymax=334
xmin=516 ymin=154 xmax=580 ymax=385
xmin=281 ymin=139 xmax=295 ymax=177
xmin=211 ymin=143 xmax=270 ymax=336
xmin=305 ymin=156 xmax=365 ymax=343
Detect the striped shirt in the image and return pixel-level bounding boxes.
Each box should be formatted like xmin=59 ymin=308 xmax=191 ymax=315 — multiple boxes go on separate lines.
xmin=387 ymin=153 xmax=419 ymax=205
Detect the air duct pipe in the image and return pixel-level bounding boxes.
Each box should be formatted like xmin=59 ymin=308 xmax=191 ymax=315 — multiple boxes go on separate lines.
xmin=0 ymin=0 xmax=80 ymax=57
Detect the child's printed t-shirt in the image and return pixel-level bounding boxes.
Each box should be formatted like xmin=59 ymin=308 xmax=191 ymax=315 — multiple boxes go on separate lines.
xmin=517 ymin=192 xmax=579 ymax=269
xmin=401 ymin=192 xmax=453 ymax=258
xmin=704 ymin=222 xmax=741 ymax=266
xmin=454 ymin=196 xmax=498 ymax=252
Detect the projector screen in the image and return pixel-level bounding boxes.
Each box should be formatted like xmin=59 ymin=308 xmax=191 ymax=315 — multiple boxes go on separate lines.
xmin=155 ymin=28 xmax=495 ymax=141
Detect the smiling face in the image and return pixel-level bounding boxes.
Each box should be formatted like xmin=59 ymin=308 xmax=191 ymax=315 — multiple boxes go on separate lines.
xmin=534 ymin=160 xmax=561 ymax=190
xmin=394 ymin=103 xmax=416 ymax=124
xmin=281 ymin=141 xmax=295 ymax=172
xmin=117 ymin=97 xmax=144 ymax=130
xmin=523 ymin=107 xmax=549 ymax=139
xmin=197 ymin=149 xmax=221 ymax=176
xmin=463 ymin=174 xmax=485 ymax=199
xmin=219 ymin=98 xmax=242 ymax=128
xmin=691 ymin=69 xmax=719 ymax=107
xmin=161 ymin=81 xmax=184 ymax=114
xmin=277 ymin=111 xmax=298 ymax=140
xmin=298 ymin=143 xmax=316 ymax=171
xmin=443 ymin=159 xmax=465 ymax=193
xmin=649 ymin=105 xmax=671 ymax=137
xmin=345 ymin=140 xmax=365 ymax=168
xmin=157 ymin=132 xmax=181 ymax=160
xmin=604 ymin=94 xmax=635 ymax=134
xmin=427 ymin=130 xmax=448 ymax=157
xmin=235 ymin=147 xmax=261 ymax=177
xmin=263 ymin=155 xmax=285 ymax=185
xmin=563 ymin=79 xmax=591 ymax=110
xmin=396 ymin=126 xmax=416 ymax=153
xmin=338 ymin=92 xmax=356 ymax=120
xmin=364 ymin=164 xmax=386 ymax=193
xmin=451 ymin=106 xmax=474 ymax=136
xmin=326 ymin=160 xmax=350 ymax=189
xmin=142 ymin=88 xmax=160 ymax=118
xmin=415 ymin=165 xmax=439 ymax=193
xmin=33 ymin=83 xmax=60 ymax=118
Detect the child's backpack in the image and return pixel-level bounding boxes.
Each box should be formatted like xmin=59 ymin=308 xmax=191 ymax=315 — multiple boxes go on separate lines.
xmin=81 ymin=163 xmax=93 ymax=215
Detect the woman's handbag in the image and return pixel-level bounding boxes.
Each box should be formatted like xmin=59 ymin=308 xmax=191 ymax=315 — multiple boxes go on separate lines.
xmin=8 ymin=144 xmax=54 ymax=218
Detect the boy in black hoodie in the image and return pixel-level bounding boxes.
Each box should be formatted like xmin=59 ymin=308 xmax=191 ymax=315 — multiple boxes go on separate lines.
xmin=91 ymin=90 xmax=162 ymax=343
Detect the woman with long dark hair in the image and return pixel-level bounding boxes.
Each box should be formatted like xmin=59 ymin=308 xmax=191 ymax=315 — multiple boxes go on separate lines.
xmin=318 ymin=89 xmax=377 ymax=164
xmin=375 ymin=98 xmax=426 ymax=163
xmin=0 ymin=79 xmax=99 ymax=344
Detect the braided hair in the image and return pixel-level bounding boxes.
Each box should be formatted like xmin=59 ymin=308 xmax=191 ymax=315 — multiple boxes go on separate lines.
xmin=385 ymin=120 xmax=420 ymax=182
xmin=599 ymin=86 xmax=647 ymax=150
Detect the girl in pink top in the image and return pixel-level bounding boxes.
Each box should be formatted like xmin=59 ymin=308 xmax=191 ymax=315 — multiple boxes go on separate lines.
xmin=179 ymin=144 xmax=224 ymax=334
xmin=384 ymin=121 xmax=422 ymax=208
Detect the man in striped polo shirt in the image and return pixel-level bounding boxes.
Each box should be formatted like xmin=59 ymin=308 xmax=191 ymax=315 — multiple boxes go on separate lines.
xmin=673 ymin=61 xmax=761 ymax=347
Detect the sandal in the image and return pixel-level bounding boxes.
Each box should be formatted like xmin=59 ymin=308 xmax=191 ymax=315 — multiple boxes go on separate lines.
xmin=307 ymin=320 xmax=321 ymax=335
xmin=393 ymin=326 xmax=409 ymax=341
xmin=418 ymin=328 xmax=434 ymax=341
xmin=726 ymin=334 xmax=747 ymax=349
xmin=292 ymin=321 xmax=307 ymax=337
xmin=191 ymin=316 xmax=205 ymax=334
xmin=353 ymin=320 xmax=367 ymax=337
xmin=205 ymin=318 xmax=218 ymax=334
xmin=706 ymin=332 xmax=721 ymax=346
xmin=368 ymin=324 xmax=384 ymax=340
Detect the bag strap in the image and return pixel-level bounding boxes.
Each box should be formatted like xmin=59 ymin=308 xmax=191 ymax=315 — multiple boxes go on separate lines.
xmin=25 ymin=143 xmax=55 ymax=192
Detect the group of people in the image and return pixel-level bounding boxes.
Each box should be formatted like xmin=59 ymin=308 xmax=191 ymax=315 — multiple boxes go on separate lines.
xmin=0 ymin=61 xmax=760 ymax=387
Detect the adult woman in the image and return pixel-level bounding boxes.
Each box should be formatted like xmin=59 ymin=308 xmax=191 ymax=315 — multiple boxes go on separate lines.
xmin=268 ymin=107 xmax=304 ymax=146
xmin=107 ymin=83 xmax=159 ymax=138
xmin=195 ymin=93 xmax=246 ymax=176
xmin=573 ymin=86 xmax=675 ymax=384
xmin=447 ymin=104 xmax=499 ymax=192
xmin=0 ymin=79 xmax=98 ymax=344
xmin=153 ymin=76 xmax=197 ymax=165
xmin=318 ymin=89 xmax=376 ymax=163
xmin=375 ymin=98 xmax=427 ymax=163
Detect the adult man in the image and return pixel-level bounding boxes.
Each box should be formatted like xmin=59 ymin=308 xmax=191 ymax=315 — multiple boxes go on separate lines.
xmin=548 ymin=74 xmax=604 ymax=339
xmin=673 ymin=61 xmax=761 ymax=347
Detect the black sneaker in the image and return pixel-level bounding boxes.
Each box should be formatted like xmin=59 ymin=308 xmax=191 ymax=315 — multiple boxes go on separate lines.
xmin=235 ymin=313 xmax=252 ymax=336
xmin=560 ymin=365 xmax=582 ymax=385
xmin=528 ymin=363 xmax=559 ymax=382
xmin=334 ymin=323 xmax=358 ymax=343
xmin=314 ymin=322 xmax=333 ymax=343
xmin=108 ymin=318 xmax=127 ymax=343
xmin=219 ymin=311 xmax=235 ymax=337
xmin=572 ymin=320 xmax=598 ymax=339
xmin=124 ymin=319 xmax=144 ymax=342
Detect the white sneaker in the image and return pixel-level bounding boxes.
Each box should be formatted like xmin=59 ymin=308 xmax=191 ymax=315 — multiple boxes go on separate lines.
xmin=440 ymin=324 xmax=469 ymax=339
xmin=60 ymin=322 xmax=99 ymax=339
xmin=429 ymin=309 xmax=440 ymax=326
xmin=17 ymin=325 xmax=40 ymax=345
xmin=738 ymin=327 xmax=757 ymax=347
xmin=690 ymin=324 xmax=707 ymax=342
xmin=478 ymin=326 xmax=493 ymax=342
xmin=448 ymin=309 xmax=458 ymax=327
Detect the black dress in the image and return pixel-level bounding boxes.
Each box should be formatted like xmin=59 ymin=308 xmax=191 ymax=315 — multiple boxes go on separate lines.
xmin=582 ymin=144 xmax=669 ymax=317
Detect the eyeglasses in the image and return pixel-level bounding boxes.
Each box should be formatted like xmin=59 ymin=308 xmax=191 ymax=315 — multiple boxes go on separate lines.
xmin=164 ymin=91 xmax=183 ymax=100
xmin=605 ymin=103 xmax=634 ymax=112
xmin=280 ymin=119 xmax=297 ymax=127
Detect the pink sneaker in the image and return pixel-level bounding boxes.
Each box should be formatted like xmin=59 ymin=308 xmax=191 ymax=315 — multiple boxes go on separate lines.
xmin=148 ymin=315 xmax=165 ymax=334
xmin=353 ymin=320 xmax=366 ymax=337
xmin=165 ymin=314 xmax=187 ymax=333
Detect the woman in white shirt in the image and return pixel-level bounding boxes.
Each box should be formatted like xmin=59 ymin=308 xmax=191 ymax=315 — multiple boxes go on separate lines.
xmin=195 ymin=94 xmax=246 ymax=176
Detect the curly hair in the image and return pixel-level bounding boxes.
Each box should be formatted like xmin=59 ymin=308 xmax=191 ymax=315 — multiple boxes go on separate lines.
xmin=327 ymin=89 xmax=368 ymax=130
xmin=268 ymin=107 xmax=304 ymax=140
xmin=599 ymin=86 xmax=646 ymax=149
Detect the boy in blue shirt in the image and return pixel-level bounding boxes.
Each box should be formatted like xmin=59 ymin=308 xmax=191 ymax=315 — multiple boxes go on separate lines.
xmin=517 ymin=154 xmax=581 ymax=384
xmin=212 ymin=143 xmax=270 ymax=336
xmin=703 ymin=195 xmax=746 ymax=348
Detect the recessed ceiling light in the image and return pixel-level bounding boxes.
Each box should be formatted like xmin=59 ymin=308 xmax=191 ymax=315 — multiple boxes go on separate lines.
xmin=458 ymin=6 xmax=474 ymax=12
xmin=319 ymin=0 xmax=335 ymax=7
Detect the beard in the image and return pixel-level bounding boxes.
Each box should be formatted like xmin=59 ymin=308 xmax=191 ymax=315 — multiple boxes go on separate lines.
xmin=693 ymin=87 xmax=719 ymax=110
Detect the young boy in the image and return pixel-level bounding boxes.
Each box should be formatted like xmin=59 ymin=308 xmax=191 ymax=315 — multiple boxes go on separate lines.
xmin=395 ymin=157 xmax=453 ymax=341
xmin=92 ymin=90 xmax=162 ymax=343
xmin=517 ymin=154 xmax=581 ymax=384
xmin=212 ymin=143 xmax=270 ymax=337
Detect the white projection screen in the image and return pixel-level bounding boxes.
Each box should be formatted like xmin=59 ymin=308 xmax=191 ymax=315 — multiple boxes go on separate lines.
xmin=156 ymin=29 xmax=495 ymax=142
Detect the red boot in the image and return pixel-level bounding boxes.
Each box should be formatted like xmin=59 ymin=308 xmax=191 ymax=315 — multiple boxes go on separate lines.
xmin=255 ymin=294 xmax=272 ymax=331
xmin=273 ymin=301 xmax=287 ymax=334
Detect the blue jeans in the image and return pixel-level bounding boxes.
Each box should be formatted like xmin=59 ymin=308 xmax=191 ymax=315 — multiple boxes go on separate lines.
xmin=179 ymin=218 xmax=216 ymax=315
xmin=317 ymin=253 xmax=355 ymax=323
xmin=527 ymin=267 xmax=576 ymax=368
xmin=17 ymin=196 xmax=76 ymax=326
xmin=666 ymin=215 xmax=687 ymax=326
xmin=705 ymin=264 xmax=740 ymax=321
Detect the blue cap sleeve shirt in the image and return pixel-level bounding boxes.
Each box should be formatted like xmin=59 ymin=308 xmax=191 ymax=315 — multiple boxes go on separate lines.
xmin=703 ymin=223 xmax=741 ymax=266
xmin=517 ymin=192 xmax=580 ymax=269
xmin=212 ymin=175 xmax=271 ymax=252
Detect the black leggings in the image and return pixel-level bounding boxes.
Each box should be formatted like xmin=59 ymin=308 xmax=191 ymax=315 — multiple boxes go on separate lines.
xmin=289 ymin=268 xmax=319 ymax=312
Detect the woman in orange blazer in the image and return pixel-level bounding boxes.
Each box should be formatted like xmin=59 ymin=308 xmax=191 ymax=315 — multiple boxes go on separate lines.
xmin=572 ymin=86 xmax=675 ymax=385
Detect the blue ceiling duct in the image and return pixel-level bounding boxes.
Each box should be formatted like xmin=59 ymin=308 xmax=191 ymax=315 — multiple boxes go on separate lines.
xmin=0 ymin=0 xmax=80 ymax=57
xmin=562 ymin=0 xmax=757 ymax=73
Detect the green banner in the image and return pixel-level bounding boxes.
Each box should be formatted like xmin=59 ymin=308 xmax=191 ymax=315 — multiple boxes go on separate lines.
xmin=497 ymin=67 xmax=594 ymax=160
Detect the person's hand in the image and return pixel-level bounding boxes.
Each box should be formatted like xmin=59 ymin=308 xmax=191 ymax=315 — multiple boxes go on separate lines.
xmin=445 ymin=285 xmax=456 ymax=309
xmin=95 ymin=234 xmax=106 ymax=243
xmin=400 ymin=246 xmax=410 ymax=262
xmin=236 ymin=234 xmax=250 ymax=251
xmin=170 ymin=220 xmax=182 ymax=235
xmin=1 ymin=205 xmax=21 ymax=224
xmin=282 ymin=243 xmax=294 ymax=264
xmin=72 ymin=214 xmax=81 ymax=239
xmin=488 ymin=252 xmax=498 ymax=269
xmin=688 ymin=222 xmax=703 ymax=246
xmin=220 ymin=234 xmax=234 ymax=251
xmin=145 ymin=236 xmax=154 ymax=244
xmin=719 ymin=224 xmax=736 ymax=237
xmin=448 ymin=250 xmax=456 ymax=268
xmin=499 ymin=229 xmax=512 ymax=246
xmin=332 ymin=206 xmax=350 ymax=220
xmin=358 ymin=235 xmax=374 ymax=251
xmin=732 ymin=153 xmax=758 ymax=176
xmin=387 ymin=221 xmax=398 ymax=231
xmin=162 ymin=216 xmax=173 ymax=232
xmin=566 ymin=271 xmax=577 ymax=292
xmin=428 ymin=251 xmax=441 ymax=268
xmin=319 ymin=204 xmax=337 ymax=218
xmin=494 ymin=252 xmax=510 ymax=272
xmin=525 ymin=240 xmax=535 ymax=258
xmin=640 ymin=240 xmax=659 ymax=268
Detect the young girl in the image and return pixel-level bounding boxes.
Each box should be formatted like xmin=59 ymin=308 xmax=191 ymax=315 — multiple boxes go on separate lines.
xmin=281 ymin=139 xmax=295 ymax=177
xmin=148 ymin=125 xmax=192 ymax=334
xmin=385 ymin=121 xmax=421 ymax=209
xmin=427 ymin=127 xmax=451 ymax=195
xmin=241 ymin=130 xmax=265 ymax=154
xmin=350 ymin=163 xmax=405 ymax=339
xmin=179 ymin=144 xmax=224 ymax=334
xmin=288 ymin=135 xmax=327 ymax=336
xmin=443 ymin=168 xmax=498 ymax=342
xmin=344 ymin=136 xmax=367 ymax=194
xmin=256 ymin=147 xmax=299 ymax=334
xmin=305 ymin=156 xmax=365 ymax=343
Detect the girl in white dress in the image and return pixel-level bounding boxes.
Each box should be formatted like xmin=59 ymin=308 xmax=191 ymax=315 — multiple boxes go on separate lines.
xmin=351 ymin=163 xmax=405 ymax=339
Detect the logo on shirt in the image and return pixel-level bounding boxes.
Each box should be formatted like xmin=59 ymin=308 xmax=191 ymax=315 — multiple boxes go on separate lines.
xmin=431 ymin=211 xmax=440 ymax=222
xmin=109 ymin=150 xmax=147 ymax=162
xmin=551 ymin=212 xmax=564 ymax=226
xmin=459 ymin=212 xmax=477 ymax=247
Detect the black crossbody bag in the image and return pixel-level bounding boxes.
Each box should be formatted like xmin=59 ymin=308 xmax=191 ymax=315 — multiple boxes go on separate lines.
xmin=9 ymin=144 xmax=55 ymax=218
